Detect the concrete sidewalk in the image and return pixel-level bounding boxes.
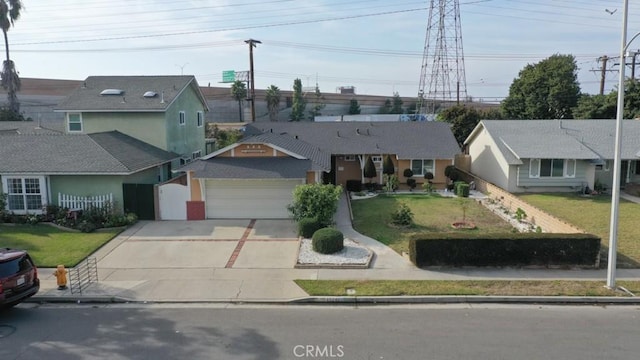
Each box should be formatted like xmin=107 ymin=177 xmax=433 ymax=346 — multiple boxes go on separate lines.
xmin=31 ymin=192 xmax=640 ymax=304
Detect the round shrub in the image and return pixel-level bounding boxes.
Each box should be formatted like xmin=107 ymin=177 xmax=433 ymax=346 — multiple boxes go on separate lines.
xmin=298 ymin=217 xmax=323 ymax=238
xmin=403 ymin=168 xmax=414 ymax=178
xmin=312 ymin=228 xmax=344 ymax=254
xmin=407 ymin=178 xmax=417 ymax=190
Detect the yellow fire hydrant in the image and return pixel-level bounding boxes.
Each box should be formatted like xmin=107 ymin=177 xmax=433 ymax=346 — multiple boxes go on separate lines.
xmin=53 ymin=265 xmax=68 ymax=290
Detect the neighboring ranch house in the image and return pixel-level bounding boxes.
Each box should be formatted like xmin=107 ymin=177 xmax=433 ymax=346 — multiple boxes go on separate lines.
xmin=0 ymin=131 xmax=176 ymax=219
xmin=55 ymin=75 xmax=209 ymax=167
xmin=173 ymin=121 xmax=460 ymax=220
xmin=464 ymin=119 xmax=640 ymax=193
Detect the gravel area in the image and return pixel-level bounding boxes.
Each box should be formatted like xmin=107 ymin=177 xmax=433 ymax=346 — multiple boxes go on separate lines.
xmin=297 ymin=238 xmax=372 ymax=266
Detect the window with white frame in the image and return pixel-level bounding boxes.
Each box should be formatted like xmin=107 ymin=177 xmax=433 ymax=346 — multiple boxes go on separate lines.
xmin=67 ymin=113 xmax=82 ymax=132
xmin=411 ymin=159 xmax=434 ymax=176
xmin=344 ymin=155 xmax=356 ymax=161
xmin=197 ymin=111 xmax=204 ymax=127
xmin=178 ymin=111 xmax=186 ymax=126
xmin=529 ymin=158 xmax=575 ymax=178
xmin=371 ymin=156 xmax=382 ymax=163
xmin=192 ymin=150 xmax=202 ymax=159
xmin=2 ymin=177 xmax=45 ymax=213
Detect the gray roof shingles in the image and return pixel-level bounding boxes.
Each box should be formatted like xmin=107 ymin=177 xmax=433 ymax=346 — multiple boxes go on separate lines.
xmin=184 ymin=157 xmax=311 ymax=179
xmin=476 ymin=120 xmax=640 ymax=164
xmin=244 ymin=121 xmax=461 ymax=159
xmin=0 ymin=131 xmax=176 ymax=174
xmin=55 ymin=75 xmax=204 ymax=112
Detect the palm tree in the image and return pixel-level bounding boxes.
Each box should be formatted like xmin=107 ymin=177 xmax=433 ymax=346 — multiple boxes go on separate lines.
xmin=0 ymin=0 xmax=22 ymax=115
xmin=265 ymin=85 xmax=281 ymax=122
xmin=230 ymin=80 xmax=247 ymax=122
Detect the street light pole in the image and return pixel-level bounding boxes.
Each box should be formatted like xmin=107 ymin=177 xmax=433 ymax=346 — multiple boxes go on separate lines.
xmin=245 ymin=39 xmax=261 ymax=122
xmin=607 ymin=0 xmax=629 ymax=289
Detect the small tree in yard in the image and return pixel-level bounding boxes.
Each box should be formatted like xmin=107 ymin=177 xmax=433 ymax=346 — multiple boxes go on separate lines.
xmin=288 ymin=184 xmax=343 ymax=226
xmin=383 ymin=155 xmax=395 ymax=176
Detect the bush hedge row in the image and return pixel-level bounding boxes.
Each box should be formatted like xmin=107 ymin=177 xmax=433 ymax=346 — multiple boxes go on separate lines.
xmin=298 ymin=217 xmax=324 ymax=238
xmin=409 ymin=233 xmax=601 ymax=268
xmin=346 ymin=180 xmax=362 ymax=192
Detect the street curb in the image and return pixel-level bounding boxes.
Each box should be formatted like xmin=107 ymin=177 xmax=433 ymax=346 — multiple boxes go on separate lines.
xmin=290 ymin=295 xmax=640 ymax=305
xmin=27 ymin=295 xmax=640 ymax=305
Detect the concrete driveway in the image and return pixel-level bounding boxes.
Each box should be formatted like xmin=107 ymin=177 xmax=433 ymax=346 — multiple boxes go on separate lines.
xmin=97 ymin=219 xmax=300 ymax=270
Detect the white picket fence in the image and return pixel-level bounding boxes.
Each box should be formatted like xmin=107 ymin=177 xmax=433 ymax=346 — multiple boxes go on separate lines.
xmin=58 ymin=193 xmax=113 ymax=211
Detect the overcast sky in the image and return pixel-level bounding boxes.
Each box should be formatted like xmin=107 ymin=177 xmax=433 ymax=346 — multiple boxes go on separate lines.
xmin=6 ymin=0 xmax=640 ymax=102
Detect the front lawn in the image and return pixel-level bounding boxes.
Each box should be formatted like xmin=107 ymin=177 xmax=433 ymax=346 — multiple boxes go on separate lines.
xmin=0 ymin=224 xmax=119 ymax=267
xmin=518 ymin=193 xmax=640 ymax=267
xmin=351 ymin=194 xmax=514 ymax=254
xmin=295 ymin=279 xmax=640 ymax=297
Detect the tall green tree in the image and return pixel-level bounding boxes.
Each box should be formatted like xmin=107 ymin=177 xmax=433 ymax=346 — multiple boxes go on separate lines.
xmin=230 ymin=80 xmax=247 ymax=122
xmin=390 ymin=92 xmax=404 ymax=114
xmin=290 ymin=78 xmax=306 ymax=121
xmin=265 ymin=84 xmax=281 ymax=122
xmin=0 ymin=0 xmax=23 ymax=115
xmin=348 ymin=98 xmax=361 ymax=115
xmin=383 ymin=155 xmax=395 ymax=175
xmin=501 ymin=54 xmax=580 ymax=119
xmin=379 ymin=99 xmax=392 ymax=114
xmin=307 ymin=85 xmax=326 ymax=120
xmin=437 ymin=105 xmax=481 ymax=145
xmin=572 ymin=94 xmax=616 ymax=119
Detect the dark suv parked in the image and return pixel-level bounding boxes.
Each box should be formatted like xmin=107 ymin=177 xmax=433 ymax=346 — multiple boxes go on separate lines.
xmin=0 ymin=248 xmax=40 ymax=307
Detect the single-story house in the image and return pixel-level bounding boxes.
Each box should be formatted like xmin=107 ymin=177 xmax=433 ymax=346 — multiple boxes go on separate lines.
xmin=0 ymin=131 xmax=176 ymax=219
xmin=176 ymin=121 xmax=461 ymax=219
xmin=464 ymin=119 xmax=640 ymax=193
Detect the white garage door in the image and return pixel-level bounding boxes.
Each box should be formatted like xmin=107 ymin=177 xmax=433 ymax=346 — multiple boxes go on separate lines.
xmin=205 ymin=179 xmax=303 ymax=219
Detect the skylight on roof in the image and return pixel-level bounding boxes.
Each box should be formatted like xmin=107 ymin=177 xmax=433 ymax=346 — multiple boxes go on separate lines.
xmin=143 ymin=91 xmax=157 ymax=98
xmin=100 ymin=89 xmax=124 ymax=95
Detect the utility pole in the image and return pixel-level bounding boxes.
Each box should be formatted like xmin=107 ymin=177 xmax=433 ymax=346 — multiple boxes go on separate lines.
xmin=590 ymin=56 xmax=616 ymax=95
xmin=599 ymin=56 xmax=608 ymax=95
xmin=245 ymin=39 xmax=261 ymax=122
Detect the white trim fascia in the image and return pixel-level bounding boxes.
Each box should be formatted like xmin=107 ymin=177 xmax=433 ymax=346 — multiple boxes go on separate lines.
xmin=201 ymin=143 xmax=242 ymax=159
xmin=54 ymin=109 xmax=166 ymax=113
xmin=498 ymin=137 xmax=522 ymax=163
xmin=463 ymin=121 xmax=486 ymax=146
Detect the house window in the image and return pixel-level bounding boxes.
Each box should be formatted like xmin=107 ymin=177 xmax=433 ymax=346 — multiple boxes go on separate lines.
xmin=178 ymin=111 xmax=186 ymax=126
xmin=192 ymin=150 xmax=201 ymax=160
xmin=344 ymin=155 xmax=356 ymax=162
xmin=530 ymin=158 xmax=574 ymax=178
xmin=3 ymin=177 xmax=45 ymax=212
xmin=411 ymin=159 xmax=434 ymax=176
xmin=67 ymin=113 xmax=82 ymax=132
xmin=197 ymin=111 xmax=204 ymax=127
xmin=371 ymin=156 xmax=382 ymax=163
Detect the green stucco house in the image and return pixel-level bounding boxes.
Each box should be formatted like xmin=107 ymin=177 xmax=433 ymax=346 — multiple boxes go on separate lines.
xmin=0 ymin=76 xmax=208 ymax=219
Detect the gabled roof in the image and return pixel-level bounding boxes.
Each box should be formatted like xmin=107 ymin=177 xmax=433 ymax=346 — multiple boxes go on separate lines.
xmin=0 ymin=131 xmax=177 ymax=175
xmin=55 ymin=75 xmax=209 ymax=112
xmin=244 ymin=121 xmax=460 ymax=159
xmin=181 ymin=157 xmax=310 ymax=179
xmin=238 ymin=133 xmax=331 ymax=171
xmin=465 ymin=119 xmax=640 ymax=165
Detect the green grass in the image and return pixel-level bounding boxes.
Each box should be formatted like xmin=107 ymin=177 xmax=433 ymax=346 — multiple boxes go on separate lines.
xmin=295 ymin=280 xmax=640 ymax=297
xmin=0 ymin=224 xmax=119 ymax=267
xmin=351 ymin=194 xmax=514 ymax=254
xmin=518 ymin=193 xmax=640 ymax=267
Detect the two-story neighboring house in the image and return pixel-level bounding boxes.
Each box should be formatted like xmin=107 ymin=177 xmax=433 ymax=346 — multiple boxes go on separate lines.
xmin=0 ymin=76 xmax=209 ymax=220
xmin=55 ymin=75 xmax=209 ymax=167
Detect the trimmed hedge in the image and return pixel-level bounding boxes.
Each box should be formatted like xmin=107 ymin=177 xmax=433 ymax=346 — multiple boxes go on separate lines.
xmin=298 ymin=217 xmax=324 ymax=238
xmin=312 ymin=228 xmax=344 ymax=254
xmin=346 ymin=180 xmax=362 ymax=192
xmin=409 ymin=233 xmax=601 ymax=268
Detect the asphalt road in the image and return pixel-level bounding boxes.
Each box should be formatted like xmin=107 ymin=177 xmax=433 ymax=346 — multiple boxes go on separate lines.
xmin=1 ymin=303 xmax=639 ymax=360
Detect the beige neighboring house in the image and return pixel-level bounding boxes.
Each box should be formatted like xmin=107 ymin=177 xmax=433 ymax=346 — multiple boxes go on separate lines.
xmin=464 ymin=119 xmax=640 ymax=193
xmin=176 ymin=121 xmax=460 ymax=219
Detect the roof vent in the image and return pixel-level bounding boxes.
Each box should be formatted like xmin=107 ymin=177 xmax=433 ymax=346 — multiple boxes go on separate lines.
xmin=143 ymin=91 xmax=157 ymax=98
xmin=100 ymin=89 xmax=124 ymax=96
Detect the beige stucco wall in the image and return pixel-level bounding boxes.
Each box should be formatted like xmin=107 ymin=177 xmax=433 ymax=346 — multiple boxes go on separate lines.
xmin=467 ymin=126 xmax=512 ymax=191
xmin=335 ymin=156 xmax=364 ymax=185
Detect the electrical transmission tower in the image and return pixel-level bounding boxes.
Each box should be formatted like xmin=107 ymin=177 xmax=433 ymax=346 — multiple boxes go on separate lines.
xmin=417 ymin=0 xmax=468 ymax=116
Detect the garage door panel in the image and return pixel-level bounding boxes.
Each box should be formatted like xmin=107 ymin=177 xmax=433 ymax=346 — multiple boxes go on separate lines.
xmin=205 ymin=179 xmax=302 ymax=219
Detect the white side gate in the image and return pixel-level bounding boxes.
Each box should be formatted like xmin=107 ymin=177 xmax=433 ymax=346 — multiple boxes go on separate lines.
xmin=158 ymin=183 xmax=189 ymax=220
